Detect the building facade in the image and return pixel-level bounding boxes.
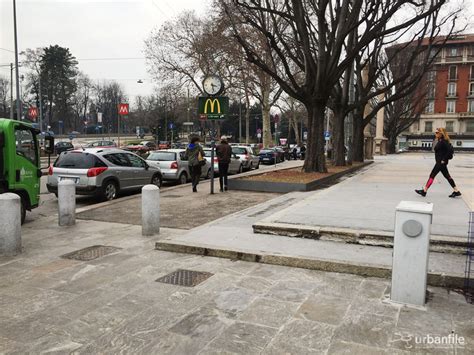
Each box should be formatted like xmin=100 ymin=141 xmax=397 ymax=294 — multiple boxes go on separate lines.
xmin=404 ymin=34 xmax=474 ymax=151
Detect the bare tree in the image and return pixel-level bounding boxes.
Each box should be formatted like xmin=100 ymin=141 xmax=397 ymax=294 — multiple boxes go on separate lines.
xmin=223 ymin=0 xmax=452 ymax=172
xmin=0 ymin=76 xmax=10 ymax=117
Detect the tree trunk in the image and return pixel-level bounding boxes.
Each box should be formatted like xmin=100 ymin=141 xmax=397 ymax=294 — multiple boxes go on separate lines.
xmin=387 ymin=135 xmax=397 ymax=154
xmin=332 ymin=107 xmax=346 ymax=166
xmin=262 ymin=87 xmax=272 ymax=147
xmin=303 ymin=103 xmax=327 ymax=173
xmin=245 ymin=95 xmax=250 ymax=144
xmin=352 ymin=110 xmax=365 ymax=162
xmin=292 ymin=113 xmax=300 ymax=145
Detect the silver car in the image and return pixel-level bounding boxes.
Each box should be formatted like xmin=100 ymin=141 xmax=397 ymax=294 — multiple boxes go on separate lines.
xmin=231 ymin=146 xmax=260 ymax=170
xmin=203 ymin=148 xmax=243 ymax=175
xmin=146 ymin=149 xmax=211 ymax=184
xmin=46 ymin=148 xmax=162 ymax=201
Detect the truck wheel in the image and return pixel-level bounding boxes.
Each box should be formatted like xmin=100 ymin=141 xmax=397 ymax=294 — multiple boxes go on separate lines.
xmin=102 ymin=180 xmax=118 ymax=201
xmin=178 ymin=172 xmax=188 ymax=185
xmin=151 ymin=174 xmax=162 ymax=188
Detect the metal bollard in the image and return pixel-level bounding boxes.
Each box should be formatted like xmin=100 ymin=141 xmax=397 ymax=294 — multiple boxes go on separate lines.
xmin=0 ymin=193 xmax=22 ymax=256
xmin=58 ymin=180 xmax=76 ymax=226
xmin=391 ymin=201 xmax=433 ymax=307
xmin=142 ymin=184 xmax=160 ymax=236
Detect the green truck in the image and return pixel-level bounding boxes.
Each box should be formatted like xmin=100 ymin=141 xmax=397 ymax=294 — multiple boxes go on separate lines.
xmin=0 ymin=118 xmax=54 ymax=223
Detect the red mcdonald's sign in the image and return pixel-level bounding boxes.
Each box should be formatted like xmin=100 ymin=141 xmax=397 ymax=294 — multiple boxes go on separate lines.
xmin=118 ymin=103 xmax=129 ymax=116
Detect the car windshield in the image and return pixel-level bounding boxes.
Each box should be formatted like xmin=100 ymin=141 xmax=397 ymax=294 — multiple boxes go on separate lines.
xmin=147 ymin=152 xmax=176 ymax=161
xmin=259 ymin=150 xmax=272 ymax=154
xmin=54 ymin=152 xmax=106 ymax=168
xmin=232 ymin=147 xmax=247 ymax=154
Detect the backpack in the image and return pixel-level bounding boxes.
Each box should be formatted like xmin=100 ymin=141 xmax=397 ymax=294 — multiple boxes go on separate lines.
xmin=447 ymin=143 xmax=454 ymax=160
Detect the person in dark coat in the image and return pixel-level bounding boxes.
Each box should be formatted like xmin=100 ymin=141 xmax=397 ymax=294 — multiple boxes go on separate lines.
xmin=415 ymin=127 xmax=461 ymax=198
xmin=185 ymin=136 xmax=205 ymax=192
xmin=300 ymin=144 xmax=306 ymax=160
xmin=292 ymin=146 xmax=298 ymax=160
xmin=216 ymin=136 xmax=232 ymax=192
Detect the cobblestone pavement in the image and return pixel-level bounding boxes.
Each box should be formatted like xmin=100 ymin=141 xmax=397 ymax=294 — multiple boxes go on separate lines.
xmin=1 ymin=217 xmax=472 ymax=354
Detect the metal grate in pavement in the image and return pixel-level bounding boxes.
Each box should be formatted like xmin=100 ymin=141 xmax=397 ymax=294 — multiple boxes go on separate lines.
xmin=156 ymin=269 xmax=213 ymax=287
xmin=61 ymin=245 xmax=122 ymax=261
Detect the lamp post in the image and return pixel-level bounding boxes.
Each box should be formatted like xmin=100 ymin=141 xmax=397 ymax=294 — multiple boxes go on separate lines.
xmin=13 ymin=0 xmax=21 ymax=121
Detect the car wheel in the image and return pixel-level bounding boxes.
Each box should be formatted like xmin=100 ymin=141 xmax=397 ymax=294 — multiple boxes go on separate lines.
xmin=178 ymin=172 xmax=188 ymax=185
xmin=151 ymin=174 xmax=162 ymax=188
xmin=255 ymin=161 xmax=260 ymax=169
xmin=248 ymin=162 xmax=253 ymax=171
xmin=102 ymin=180 xmax=118 ymax=201
xmin=238 ymin=164 xmax=243 ymax=174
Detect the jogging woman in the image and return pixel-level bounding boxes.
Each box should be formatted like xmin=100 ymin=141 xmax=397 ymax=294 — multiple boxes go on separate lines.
xmin=415 ymin=127 xmax=461 ymax=198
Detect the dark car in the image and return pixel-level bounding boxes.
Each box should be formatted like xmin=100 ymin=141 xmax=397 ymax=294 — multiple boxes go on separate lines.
xmin=54 ymin=141 xmax=74 ymax=155
xmin=258 ymin=148 xmax=283 ymax=164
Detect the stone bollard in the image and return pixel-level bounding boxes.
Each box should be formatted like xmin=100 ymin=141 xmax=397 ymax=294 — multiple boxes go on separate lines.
xmin=58 ymin=180 xmax=76 ymax=226
xmin=0 ymin=193 xmax=21 ymax=256
xmin=142 ymin=184 xmax=160 ymax=236
xmin=391 ymin=201 xmax=433 ymax=307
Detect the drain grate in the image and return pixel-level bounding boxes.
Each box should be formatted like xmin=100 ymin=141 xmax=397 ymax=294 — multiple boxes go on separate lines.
xmin=61 ymin=245 xmax=122 ymax=261
xmin=156 ymin=269 xmax=213 ymax=287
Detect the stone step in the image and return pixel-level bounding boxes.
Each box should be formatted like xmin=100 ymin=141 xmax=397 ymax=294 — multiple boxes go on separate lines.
xmin=252 ymin=222 xmax=468 ymax=255
xmin=155 ymin=226 xmax=466 ymax=289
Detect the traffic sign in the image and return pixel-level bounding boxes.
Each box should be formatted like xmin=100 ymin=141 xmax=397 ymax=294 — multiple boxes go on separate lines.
xmin=118 ymin=103 xmax=129 ymax=115
xmin=257 ymin=128 xmax=262 ymax=134
xmin=169 ymin=122 xmax=174 ymax=129
xmin=324 ymin=131 xmax=331 ymax=138
xmin=257 ymin=133 xmax=262 ymax=139
xmin=28 ymin=107 xmax=38 ymax=120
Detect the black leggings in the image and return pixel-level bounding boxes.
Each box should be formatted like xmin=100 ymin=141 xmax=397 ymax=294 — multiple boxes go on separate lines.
xmin=190 ymin=165 xmax=202 ymax=188
xmin=218 ymin=162 xmax=229 ymax=190
xmin=425 ymin=163 xmax=456 ymax=189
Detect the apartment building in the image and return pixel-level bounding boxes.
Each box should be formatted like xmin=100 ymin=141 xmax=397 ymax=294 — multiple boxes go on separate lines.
xmin=403 ymin=34 xmax=474 ymax=151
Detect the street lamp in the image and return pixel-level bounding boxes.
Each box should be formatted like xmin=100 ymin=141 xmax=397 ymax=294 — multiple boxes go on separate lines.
xmin=13 ymin=0 xmax=21 ymax=121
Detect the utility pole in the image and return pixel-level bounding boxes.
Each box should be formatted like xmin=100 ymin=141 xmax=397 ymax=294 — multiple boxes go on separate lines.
xmin=239 ymin=97 xmax=242 ymax=143
xmin=13 ymin=0 xmax=21 ymax=120
xmin=10 ymin=63 xmax=13 ymax=120
xmin=39 ymin=74 xmax=43 ymax=132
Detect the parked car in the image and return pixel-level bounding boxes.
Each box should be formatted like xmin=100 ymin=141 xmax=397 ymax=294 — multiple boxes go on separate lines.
xmin=231 ymin=146 xmax=260 ymax=170
xmin=158 ymin=141 xmax=171 ymax=149
xmin=86 ymin=140 xmax=117 ymax=148
xmin=54 ymin=141 xmax=74 ymax=155
xmin=146 ymin=149 xmax=210 ymax=184
xmin=123 ymin=141 xmax=151 ymax=156
xmin=203 ymin=148 xmax=243 ymax=175
xmin=47 ymin=148 xmax=162 ymax=201
xmin=258 ymin=148 xmax=284 ymax=164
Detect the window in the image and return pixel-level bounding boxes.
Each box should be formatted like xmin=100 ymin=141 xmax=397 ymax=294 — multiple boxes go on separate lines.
xmin=445 ymin=121 xmax=454 ymax=132
xmin=446 ymin=100 xmax=456 ymax=113
xmin=470 ymin=83 xmax=474 ymax=96
xmin=126 ymin=153 xmax=146 ymax=168
xmin=15 ymin=128 xmax=37 ymax=165
xmin=427 ymin=84 xmax=435 ymax=98
xmin=449 ymin=47 xmax=458 ymax=57
xmin=103 ymin=153 xmax=130 ymax=167
xmin=54 ymin=152 xmax=105 ymax=168
xmin=448 ymin=66 xmax=457 ymax=80
xmin=424 ymin=121 xmax=433 ymax=132
xmin=447 ymin=83 xmax=456 ymax=96
xmin=471 ymin=65 xmax=474 ymax=80
xmin=427 ymin=71 xmax=436 ymax=82
xmin=468 ymin=100 xmax=474 ymax=113
xmin=467 ymin=120 xmax=474 ymax=133
xmin=425 ymin=100 xmax=434 ymax=113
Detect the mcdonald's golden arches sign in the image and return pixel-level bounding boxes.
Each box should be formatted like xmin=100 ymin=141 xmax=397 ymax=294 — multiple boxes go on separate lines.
xmin=198 ymin=96 xmax=229 ymax=120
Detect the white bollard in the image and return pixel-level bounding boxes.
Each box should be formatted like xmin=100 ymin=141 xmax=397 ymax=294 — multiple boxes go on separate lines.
xmin=142 ymin=184 xmax=160 ymax=236
xmin=391 ymin=201 xmax=433 ymax=307
xmin=0 ymin=193 xmax=21 ymax=256
xmin=58 ymin=180 xmax=76 ymax=226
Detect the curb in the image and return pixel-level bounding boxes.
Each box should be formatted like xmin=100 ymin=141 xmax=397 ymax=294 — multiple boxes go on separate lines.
xmin=155 ymin=240 xmax=464 ymax=288
xmin=252 ymin=222 xmax=468 ymax=254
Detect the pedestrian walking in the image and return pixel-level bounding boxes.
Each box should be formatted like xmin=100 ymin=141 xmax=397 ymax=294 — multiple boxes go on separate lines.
xmin=216 ymin=136 xmax=232 ymax=192
xmin=415 ymin=127 xmax=461 ymax=198
xmin=292 ymin=146 xmax=298 ymax=160
xmin=300 ymin=144 xmax=306 ymax=160
xmin=185 ymin=136 xmax=206 ymax=193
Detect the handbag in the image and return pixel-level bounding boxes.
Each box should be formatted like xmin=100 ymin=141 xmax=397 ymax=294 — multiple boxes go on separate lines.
xmin=198 ymin=151 xmax=206 ymax=166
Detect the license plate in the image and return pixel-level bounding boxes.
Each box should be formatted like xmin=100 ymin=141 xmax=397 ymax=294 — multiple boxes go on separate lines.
xmin=59 ymin=176 xmax=79 ymax=184
xmin=263 ymin=158 xmax=270 ymax=161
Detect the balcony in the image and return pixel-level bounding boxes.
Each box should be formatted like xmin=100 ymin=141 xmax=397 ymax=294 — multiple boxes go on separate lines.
xmin=459 ymin=112 xmax=474 ymax=119
xmin=446 ymin=55 xmax=463 ymax=62
xmin=446 ymin=92 xmax=458 ymax=98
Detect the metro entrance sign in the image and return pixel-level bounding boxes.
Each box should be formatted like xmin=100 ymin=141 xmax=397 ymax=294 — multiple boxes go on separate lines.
xmin=28 ymin=107 xmax=38 ymax=120
xmin=198 ymin=96 xmax=229 ymax=120
xmin=118 ymin=103 xmax=129 ymax=116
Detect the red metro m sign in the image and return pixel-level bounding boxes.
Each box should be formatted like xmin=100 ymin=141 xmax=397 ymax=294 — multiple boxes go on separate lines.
xmin=28 ymin=107 xmax=38 ymax=120
xmin=118 ymin=103 xmax=129 ymax=116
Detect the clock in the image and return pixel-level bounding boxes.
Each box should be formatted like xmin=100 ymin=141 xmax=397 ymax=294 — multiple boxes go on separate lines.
xmin=202 ymin=74 xmax=224 ymax=96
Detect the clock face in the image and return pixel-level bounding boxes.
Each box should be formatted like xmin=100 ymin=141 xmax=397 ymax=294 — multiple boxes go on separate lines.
xmin=203 ymin=75 xmax=223 ymax=96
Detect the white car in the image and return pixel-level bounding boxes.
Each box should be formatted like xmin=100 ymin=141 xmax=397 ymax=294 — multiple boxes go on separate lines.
xmin=203 ymin=148 xmax=243 ymax=175
xmin=231 ymin=146 xmax=260 ymax=170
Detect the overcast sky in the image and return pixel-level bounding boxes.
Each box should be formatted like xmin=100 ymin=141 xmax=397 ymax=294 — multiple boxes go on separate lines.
xmin=0 ymin=0 xmax=211 ymax=102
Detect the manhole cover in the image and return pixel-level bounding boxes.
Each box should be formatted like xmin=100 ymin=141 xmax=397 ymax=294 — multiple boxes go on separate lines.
xmin=156 ymin=269 xmax=213 ymax=287
xmin=61 ymin=245 xmax=121 ymax=261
